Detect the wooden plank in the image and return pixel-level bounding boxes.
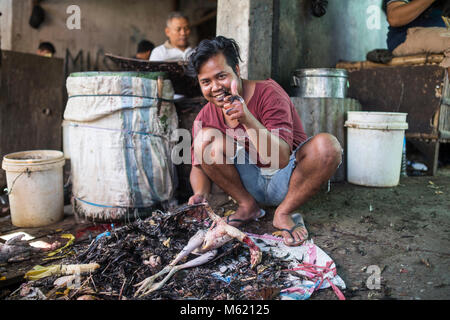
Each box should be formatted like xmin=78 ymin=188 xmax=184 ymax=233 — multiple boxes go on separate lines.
xmin=336 ymin=53 xmax=444 ymax=71
xmin=405 ymin=133 xmax=439 ymax=140
xmin=104 ymin=53 xmax=202 ymax=97
xmin=439 ymin=104 xmax=450 ymax=139
xmin=0 ymin=214 xmax=96 ymax=289
xmin=1 ymin=215 xmax=78 ymax=240
xmin=347 ymin=65 xmax=445 ymax=137
xmin=0 ymin=51 xmax=64 ymax=187
xmin=0 ymin=216 xmax=20 ymax=235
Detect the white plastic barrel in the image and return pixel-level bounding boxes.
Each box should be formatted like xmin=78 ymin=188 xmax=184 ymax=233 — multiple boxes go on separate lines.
xmin=2 ymin=150 xmax=65 ymax=227
xmin=345 ymin=112 xmax=408 ymax=187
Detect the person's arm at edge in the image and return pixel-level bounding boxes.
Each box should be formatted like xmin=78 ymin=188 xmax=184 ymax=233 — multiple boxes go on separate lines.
xmin=387 ymin=0 xmax=436 ymax=27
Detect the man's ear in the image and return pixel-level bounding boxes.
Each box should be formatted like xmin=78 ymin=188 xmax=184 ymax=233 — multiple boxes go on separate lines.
xmin=165 ymin=27 xmax=170 ymax=38
xmin=235 ymin=64 xmax=240 ymax=78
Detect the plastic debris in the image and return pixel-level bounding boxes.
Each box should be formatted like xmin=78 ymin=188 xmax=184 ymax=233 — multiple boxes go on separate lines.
xmin=24 ymin=263 xmax=100 ymax=281
xmin=223 ymin=210 xmax=235 ymax=217
xmin=421 ymin=258 xmax=431 ymax=268
xmin=53 ymin=275 xmax=77 ymax=287
xmin=45 ymin=234 xmax=75 ymax=259
xmin=75 ymin=223 xmax=114 ymax=240
xmin=211 ymin=272 xmax=234 ymax=284
xmin=95 ymin=224 xmax=114 ymax=241
xmin=162 ymin=237 xmax=171 ymax=248
xmin=408 ymin=161 xmax=428 ymax=171
xmin=77 ymin=295 xmax=100 ymax=300
xmin=247 ymin=233 xmax=346 ymax=300
xmin=95 ymin=231 xmax=111 ymax=241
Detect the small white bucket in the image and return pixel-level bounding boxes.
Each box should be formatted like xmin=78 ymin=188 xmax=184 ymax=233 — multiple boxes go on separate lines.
xmin=2 ymin=150 xmax=65 ymax=227
xmin=345 ymin=112 xmax=408 ymax=187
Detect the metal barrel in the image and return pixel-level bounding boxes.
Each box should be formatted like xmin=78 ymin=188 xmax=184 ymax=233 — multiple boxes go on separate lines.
xmin=291 ymin=68 xmax=348 ymax=98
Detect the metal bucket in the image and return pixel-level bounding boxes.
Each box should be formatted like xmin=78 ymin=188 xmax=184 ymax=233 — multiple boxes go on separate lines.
xmin=291 ymin=68 xmax=348 ymax=98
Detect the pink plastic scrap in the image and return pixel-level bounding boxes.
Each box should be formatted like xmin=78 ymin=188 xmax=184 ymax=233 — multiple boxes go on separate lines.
xmin=246 ymin=233 xmax=346 ymax=300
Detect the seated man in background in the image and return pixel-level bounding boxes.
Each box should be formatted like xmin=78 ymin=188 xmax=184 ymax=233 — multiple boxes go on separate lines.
xmin=135 ymin=40 xmax=155 ymax=60
xmin=384 ymin=0 xmax=450 ymax=68
xmin=150 ymin=12 xmax=193 ymax=62
xmin=36 ymin=42 xmax=55 ymax=58
xmin=186 ymin=36 xmax=342 ymax=247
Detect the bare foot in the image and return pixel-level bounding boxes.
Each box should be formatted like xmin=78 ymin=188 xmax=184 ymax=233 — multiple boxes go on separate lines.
xmin=224 ymin=200 xmax=263 ymax=228
xmin=273 ymin=212 xmax=308 ymax=246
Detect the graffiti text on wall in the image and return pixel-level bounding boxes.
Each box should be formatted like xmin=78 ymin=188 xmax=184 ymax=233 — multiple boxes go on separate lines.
xmin=64 ymin=48 xmax=114 ymax=77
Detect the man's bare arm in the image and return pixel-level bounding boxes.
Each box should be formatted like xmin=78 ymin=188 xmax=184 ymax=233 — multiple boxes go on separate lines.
xmin=387 ymin=0 xmax=436 ymax=27
xmin=224 ymin=81 xmax=291 ymax=169
xmin=189 ymin=165 xmax=211 ymax=202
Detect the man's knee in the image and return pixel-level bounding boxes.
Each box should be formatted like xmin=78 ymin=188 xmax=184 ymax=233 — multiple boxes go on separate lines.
xmin=315 ymin=133 xmax=342 ymax=167
xmin=298 ymin=133 xmax=342 ymax=167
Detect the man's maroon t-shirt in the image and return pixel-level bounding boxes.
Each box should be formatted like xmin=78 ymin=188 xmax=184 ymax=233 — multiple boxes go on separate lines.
xmin=191 ymin=79 xmax=307 ymax=167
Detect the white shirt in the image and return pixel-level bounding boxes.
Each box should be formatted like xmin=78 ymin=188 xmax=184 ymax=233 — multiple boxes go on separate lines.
xmin=149 ymin=40 xmax=193 ymax=62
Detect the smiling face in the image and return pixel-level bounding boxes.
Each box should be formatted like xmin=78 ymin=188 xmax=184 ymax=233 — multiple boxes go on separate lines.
xmin=165 ymin=17 xmax=191 ymax=51
xmin=197 ymin=53 xmax=241 ymax=108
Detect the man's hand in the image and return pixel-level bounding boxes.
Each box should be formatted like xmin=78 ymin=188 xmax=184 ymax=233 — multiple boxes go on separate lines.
xmin=223 ymin=80 xmax=251 ymax=126
xmin=188 ymin=193 xmax=207 ymax=205
xmin=187 ymin=193 xmax=209 ymax=221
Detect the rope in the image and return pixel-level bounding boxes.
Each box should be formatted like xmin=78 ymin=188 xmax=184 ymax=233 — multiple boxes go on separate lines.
xmin=74 ymin=197 xmax=154 ymax=209
xmin=67 ymin=123 xmax=168 ymax=139
xmin=68 ymin=94 xmax=175 ymax=103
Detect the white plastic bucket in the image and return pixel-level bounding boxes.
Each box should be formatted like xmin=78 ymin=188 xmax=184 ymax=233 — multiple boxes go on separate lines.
xmin=345 ymin=112 xmax=408 ymax=187
xmin=2 ymin=150 xmax=65 ymax=227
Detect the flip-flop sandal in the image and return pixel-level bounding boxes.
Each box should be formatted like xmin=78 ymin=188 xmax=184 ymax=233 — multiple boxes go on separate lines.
xmin=226 ymin=209 xmax=266 ymax=227
xmin=279 ymin=213 xmax=308 ymax=246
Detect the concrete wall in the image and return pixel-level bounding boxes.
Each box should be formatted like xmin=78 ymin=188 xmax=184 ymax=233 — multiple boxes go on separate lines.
xmin=216 ymin=0 xmax=388 ymax=92
xmin=217 ymin=0 xmax=273 ymax=80
xmin=275 ymin=0 xmax=389 ymax=93
xmin=217 ymin=0 xmax=252 ymax=78
xmin=0 ymin=0 xmax=217 ymax=75
xmin=1 ymin=0 xmax=388 ymax=89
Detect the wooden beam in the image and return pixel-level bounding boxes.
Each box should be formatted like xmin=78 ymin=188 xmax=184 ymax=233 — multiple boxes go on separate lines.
xmin=190 ymin=10 xmax=217 ymax=28
xmin=337 ymin=54 xmax=445 ymax=71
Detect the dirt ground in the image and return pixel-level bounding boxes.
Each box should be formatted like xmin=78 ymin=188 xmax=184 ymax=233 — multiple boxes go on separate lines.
xmin=1 ymin=168 xmax=448 ymax=301
xmin=209 ymin=167 xmax=450 ymax=300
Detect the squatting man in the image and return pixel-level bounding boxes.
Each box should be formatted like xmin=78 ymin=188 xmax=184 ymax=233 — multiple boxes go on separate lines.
xmin=183 ymin=36 xmax=342 ymax=247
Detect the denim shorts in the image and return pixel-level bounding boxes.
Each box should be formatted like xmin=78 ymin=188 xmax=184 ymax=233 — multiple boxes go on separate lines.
xmin=233 ymin=138 xmax=311 ymax=207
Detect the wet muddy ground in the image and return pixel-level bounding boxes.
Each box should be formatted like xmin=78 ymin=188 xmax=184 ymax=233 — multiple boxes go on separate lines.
xmin=214 ymin=167 xmax=450 ymax=300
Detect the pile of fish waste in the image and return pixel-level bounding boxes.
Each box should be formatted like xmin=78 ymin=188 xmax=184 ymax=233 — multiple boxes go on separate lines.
xmin=7 ymin=208 xmax=293 ymax=300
